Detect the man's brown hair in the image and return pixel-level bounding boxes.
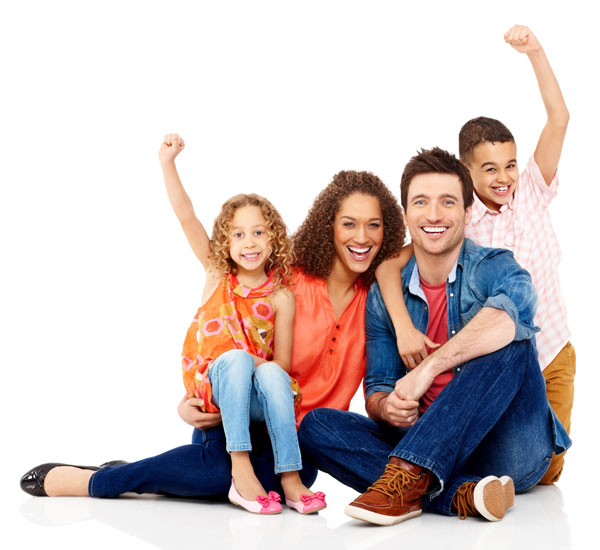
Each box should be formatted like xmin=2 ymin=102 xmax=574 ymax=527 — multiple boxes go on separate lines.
xmin=400 ymin=147 xmax=474 ymax=210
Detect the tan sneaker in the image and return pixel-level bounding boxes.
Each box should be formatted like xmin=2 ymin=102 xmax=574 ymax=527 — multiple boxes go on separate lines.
xmin=344 ymin=457 xmax=432 ymax=526
xmin=453 ymin=475 xmax=515 ymax=521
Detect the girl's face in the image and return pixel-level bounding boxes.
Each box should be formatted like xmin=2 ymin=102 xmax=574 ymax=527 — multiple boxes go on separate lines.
xmin=332 ymin=193 xmax=384 ymax=276
xmin=228 ymin=205 xmax=272 ymax=277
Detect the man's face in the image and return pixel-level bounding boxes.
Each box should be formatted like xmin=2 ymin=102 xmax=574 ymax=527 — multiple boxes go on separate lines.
xmin=405 ymin=172 xmax=471 ymax=258
xmin=467 ymin=141 xmax=518 ymax=211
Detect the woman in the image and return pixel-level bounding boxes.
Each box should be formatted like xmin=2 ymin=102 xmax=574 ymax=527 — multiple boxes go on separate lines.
xmin=21 ymin=170 xmax=405 ymax=499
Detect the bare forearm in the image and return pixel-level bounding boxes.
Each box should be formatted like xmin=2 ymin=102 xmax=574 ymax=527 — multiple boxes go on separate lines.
xmin=160 ymin=160 xmax=197 ymax=224
xmin=366 ymin=392 xmax=389 ymax=423
xmin=425 ymin=307 xmax=516 ymax=377
xmin=527 ymin=47 xmax=569 ymax=126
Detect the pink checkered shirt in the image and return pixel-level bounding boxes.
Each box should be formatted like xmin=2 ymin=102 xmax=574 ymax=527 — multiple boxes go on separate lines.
xmin=465 ymin=155 xmax=570 ymax=369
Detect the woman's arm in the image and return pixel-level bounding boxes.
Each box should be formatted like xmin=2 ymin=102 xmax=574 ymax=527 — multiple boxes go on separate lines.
xmin=177 ymin=395 xmax=222 ymax=429
xmin=158 ymin=133 xmax=213 ymax=271
xmin=375 ymin=244 xmax=439 ymax=367
xmin=270 ymin=287 xmax=296 ymax=372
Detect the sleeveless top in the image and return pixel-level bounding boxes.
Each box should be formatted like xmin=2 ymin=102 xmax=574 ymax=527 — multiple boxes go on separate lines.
xmin=181 ymin=273 xmax=301 ymax=416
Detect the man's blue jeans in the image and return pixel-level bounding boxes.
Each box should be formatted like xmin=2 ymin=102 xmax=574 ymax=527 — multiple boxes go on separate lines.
xmin=209 ymin=349 xmax=302 ymax=473
xmin=298 ymin=340 xmax=570 ymax=516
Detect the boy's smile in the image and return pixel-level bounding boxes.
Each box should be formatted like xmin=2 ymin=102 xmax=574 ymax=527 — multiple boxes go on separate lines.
xmin=467 ymin=141 xmax=519 ymax=211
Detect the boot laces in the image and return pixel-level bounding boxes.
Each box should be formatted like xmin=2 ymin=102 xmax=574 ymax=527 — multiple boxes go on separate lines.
xmin=453 ymin=481 xmax=478 ymax=520
xmin=367 ymin=463 xmax=423 ymax=506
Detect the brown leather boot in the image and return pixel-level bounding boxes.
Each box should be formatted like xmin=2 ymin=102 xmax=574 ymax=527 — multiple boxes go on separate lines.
xmin=452 ymin=476 xmax=515 ymax=521
xmin=344 ymin=457 xmax=433 ymax=526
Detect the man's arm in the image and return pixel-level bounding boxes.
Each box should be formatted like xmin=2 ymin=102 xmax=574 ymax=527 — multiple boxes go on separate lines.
xmin=393 ymin=307 xmax=515 ymax=402
xmin=394 ymin=247 xmax=537 ymax=402
xmin=505 ymin=25 xmax=569 ymax=185
xmin=364 ymin=285 xmax=419 ymax=427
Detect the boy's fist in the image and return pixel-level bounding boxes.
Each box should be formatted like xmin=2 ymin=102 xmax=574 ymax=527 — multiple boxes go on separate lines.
xmin=159 ymin=133 xmax=185 ymax=163
xmin=504 ymin=25 xmax=541 ymax=54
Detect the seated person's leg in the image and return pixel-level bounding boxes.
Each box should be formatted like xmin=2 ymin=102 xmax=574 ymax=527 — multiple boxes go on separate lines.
xmin=298 ymin=408 xmax=406 ymax=493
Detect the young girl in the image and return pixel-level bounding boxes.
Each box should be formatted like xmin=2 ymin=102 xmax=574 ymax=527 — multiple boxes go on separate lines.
xmin=159 ymin=133 xmax=325 ymax=515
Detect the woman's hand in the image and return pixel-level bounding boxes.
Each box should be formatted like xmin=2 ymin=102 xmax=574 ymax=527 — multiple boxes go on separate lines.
xmin=177 ymin=395 xmax=222 ymax=429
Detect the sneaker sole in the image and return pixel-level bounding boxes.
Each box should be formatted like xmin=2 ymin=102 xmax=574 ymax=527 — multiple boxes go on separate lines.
xmin=473 ymin=475 xmax=515 ymax=522
xmin=344 ymin=504 xmax=421 ymax=526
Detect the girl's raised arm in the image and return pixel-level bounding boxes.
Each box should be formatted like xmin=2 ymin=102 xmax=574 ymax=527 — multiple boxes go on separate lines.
xmin=159 ymin=133 xmax=211 ymax=271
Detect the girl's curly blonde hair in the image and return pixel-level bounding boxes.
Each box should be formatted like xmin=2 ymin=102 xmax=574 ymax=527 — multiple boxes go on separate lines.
xmin=209 ymin=194 xmax=293 ymax=287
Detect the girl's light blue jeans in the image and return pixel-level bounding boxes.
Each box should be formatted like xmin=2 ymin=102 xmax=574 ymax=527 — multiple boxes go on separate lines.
xmin=208 ymin=349 xmax=302 ymax=474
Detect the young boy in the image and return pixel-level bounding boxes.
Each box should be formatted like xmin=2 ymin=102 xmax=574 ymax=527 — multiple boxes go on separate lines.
xmin=377 ymin=25 xmax=574 ymax=484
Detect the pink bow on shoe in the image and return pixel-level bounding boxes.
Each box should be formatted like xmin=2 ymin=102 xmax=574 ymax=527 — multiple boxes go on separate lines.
xmin=286 ymin=491 xmax=327 ymax=514
xmin=257 ymin=491 xmax=282 ymax=507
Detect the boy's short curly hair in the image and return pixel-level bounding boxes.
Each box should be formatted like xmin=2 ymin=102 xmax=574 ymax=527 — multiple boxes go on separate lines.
xmin=293 ymin=171 xmax=405 ymax=286
xmin=401 ymin=147 xmax=474 ymax=210
xmin=459 ymin=116 xmax=515 ymax=164
xmin=209 ymin=194 xmax=293 ymax=286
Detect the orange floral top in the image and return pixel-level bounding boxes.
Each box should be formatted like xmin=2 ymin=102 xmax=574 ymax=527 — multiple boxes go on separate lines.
xmin=181 ymin=273 xmax=301 ymax=416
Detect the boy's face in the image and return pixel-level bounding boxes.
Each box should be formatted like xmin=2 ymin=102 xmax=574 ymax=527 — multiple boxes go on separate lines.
xmin=466 ymin=141 xmax=518 ymax=211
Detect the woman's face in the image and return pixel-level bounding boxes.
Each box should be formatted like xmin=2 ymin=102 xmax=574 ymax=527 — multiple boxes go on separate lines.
xmin=332 ymin=193 xmax=384 ymax=276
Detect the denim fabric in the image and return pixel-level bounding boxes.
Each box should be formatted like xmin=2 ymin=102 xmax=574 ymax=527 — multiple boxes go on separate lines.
xmin=365 ymin=238 xmax=539 ymax=399
xmin=208 ymin=349 xmax=302 ymax=473
xmin=299 ymin=340 xmax=571 ymax=516
xmin=89 ymin=424 xmax=317 ymax=498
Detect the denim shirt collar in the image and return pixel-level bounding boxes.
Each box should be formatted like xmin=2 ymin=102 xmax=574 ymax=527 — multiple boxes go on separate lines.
xmin=403 ymin=243 xmax=462 ymax=300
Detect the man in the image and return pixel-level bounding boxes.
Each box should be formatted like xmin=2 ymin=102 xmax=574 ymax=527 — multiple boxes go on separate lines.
xmin=298 ymin=147 xmax=570 ymax=526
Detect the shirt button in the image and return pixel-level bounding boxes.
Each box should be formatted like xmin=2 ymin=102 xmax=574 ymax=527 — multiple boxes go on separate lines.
xmin=451 ymin=330 xmax=456 ymax=335
xmin=456 ymin=367 xmax=461 ymax=372
xmin=424 ymin=306 xmax=428 ymax=311
xmin=336 ymin=325 xmax=340 ymax=329
xmin=450 ymin=293 xmax=454 ymax=298
xmin=332 ymin=337 xmax=337 ymax=342
xmin=329 ymin=349 xmax=333 ymax=353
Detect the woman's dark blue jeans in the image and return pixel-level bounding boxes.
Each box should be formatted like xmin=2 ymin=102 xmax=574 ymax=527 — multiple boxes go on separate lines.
xmin=89 ymin=423 xmax=317 ymax=498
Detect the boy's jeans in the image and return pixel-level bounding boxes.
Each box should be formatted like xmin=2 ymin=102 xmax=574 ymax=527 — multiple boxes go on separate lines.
xmin=298 ymin=340 xmax=570 ymax=516
xmin=208 ymin=349 xmax=302 ymax=474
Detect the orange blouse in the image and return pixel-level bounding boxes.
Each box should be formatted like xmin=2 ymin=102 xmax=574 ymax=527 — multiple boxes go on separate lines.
xmin=290 ymin=269 xmax=368 ymax=421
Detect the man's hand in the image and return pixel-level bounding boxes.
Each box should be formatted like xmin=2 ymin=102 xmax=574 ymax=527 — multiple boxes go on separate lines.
xmin=397 ymin=326 xmax=440 ymax=369
xmin=382 ymin=392 xmax=420 ymax=427
xmin=159 ymin=133 xmax=185 ymax=164
xmin=177 ymin=395 xmax=222 ymax=430
xmin=394 ymin=357 xmax=439 ymax=402
xmin=504 ymin=25 xmax=541 ymax=55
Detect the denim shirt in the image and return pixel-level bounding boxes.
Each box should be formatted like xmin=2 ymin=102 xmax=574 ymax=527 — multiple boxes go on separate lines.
xmin=365 ymin=238 xmax=540 ymax=399
xmin=364 ymin=238 xmax=570 ymax=454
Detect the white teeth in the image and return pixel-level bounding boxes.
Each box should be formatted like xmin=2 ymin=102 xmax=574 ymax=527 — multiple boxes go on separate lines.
xmin=348 ymin=246 xmax=370 ymax=253
xmin=494 ymin=186 xmax=509 ymax=192
xmin=422 ymin=226 xmax=447 ymax=234
xmin=243 ymin=253 xmax=259 ymax=258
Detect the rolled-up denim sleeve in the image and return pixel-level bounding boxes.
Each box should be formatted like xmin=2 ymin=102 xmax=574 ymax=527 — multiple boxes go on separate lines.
xmin=476 ymin=250 xmax=540 ymax=341
xmin=364 ymin=284 xmax=406 ymax=400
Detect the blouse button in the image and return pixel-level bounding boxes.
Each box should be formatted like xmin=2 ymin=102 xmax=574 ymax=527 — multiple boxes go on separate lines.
xmin=329 ymin=349 xmax=333 ymax=353
xmin=332 ymin=337 xmax=337 ymax=342
xmin=336 ymin=324 xmax=340 ymax=329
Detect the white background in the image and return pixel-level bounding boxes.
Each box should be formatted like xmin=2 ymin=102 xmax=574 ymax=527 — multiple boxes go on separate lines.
xmin=1 ymin=1 xmax=598 ymax=548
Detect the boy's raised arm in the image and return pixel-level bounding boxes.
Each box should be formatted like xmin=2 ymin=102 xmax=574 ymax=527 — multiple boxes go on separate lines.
xmin=158 ymin=133 xmax=212 ymax=270
xmin=505 ymin=25 xmax=569 ymax=185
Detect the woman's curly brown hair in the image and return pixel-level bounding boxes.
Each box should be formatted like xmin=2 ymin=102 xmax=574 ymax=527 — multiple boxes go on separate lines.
xmin=293 ymin=171 xmax=405 ymax=285
xmin=209 ymin=194 xmax=294 ymax=287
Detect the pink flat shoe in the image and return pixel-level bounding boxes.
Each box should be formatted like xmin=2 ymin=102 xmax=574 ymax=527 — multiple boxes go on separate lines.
xmin=286 ymin=491 xmax=327 ymax=514
xmin=228 ymin=479 xmax=282 ymax=514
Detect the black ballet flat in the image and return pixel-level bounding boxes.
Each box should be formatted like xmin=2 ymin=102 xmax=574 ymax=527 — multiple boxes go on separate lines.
xmin=20 ymin=460 xmax=128 ymax=497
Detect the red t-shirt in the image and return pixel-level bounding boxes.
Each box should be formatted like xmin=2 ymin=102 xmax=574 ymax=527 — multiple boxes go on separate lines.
xmin=420 ymin=277 xmax=453 ymax=412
